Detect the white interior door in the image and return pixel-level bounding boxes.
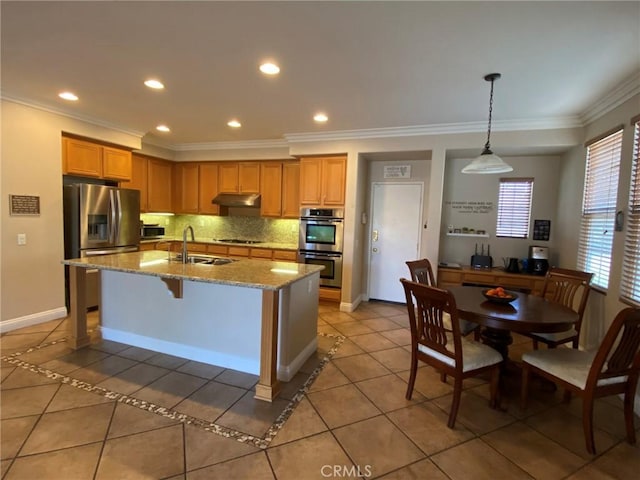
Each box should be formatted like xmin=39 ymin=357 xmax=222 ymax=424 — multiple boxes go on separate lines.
xmin=368 ymin=182 xmax=423 ymax=302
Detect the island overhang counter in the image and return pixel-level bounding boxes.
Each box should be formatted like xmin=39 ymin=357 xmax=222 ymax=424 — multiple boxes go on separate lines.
xmin=62 ymin=250 xmax=324 ymax=402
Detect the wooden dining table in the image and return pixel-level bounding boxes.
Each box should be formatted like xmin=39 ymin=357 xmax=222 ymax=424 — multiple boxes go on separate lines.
xmin=447 ymin=285 xmax=578 ymax=360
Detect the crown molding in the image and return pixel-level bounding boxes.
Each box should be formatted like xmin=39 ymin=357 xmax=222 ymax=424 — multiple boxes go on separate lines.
xmin=172 ymin=138 xmax=289 ymax=152
xmin=283 ymin=117 xmax=583 ymax=143
xmin=580 ymin=72 xmax=640 ymax=125
xmin=0 ymin=93 xmax=146 ymax=139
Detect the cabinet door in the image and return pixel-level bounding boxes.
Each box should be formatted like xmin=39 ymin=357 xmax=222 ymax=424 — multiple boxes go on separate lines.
xmin=103 ymin=146 xmax=132 ymax=181
xmin=282 ymin=162 xmax=300 ymax=218
xmin=260 ymin=162 xmax=283 ymax=217
xmin=321 ymin=156 xmax=347 ymax=206
xmin=123 ymin=154 xmax=148 ymax=212
xmin=239 ymin=162 xmax=260 ymax=193
xmin=173 ymin=163 xmax=199 ymax=214
xmin=147 ymin=159 xmax=173 ymax=212
xmin=218 ymin=163 xmax=239 ymax=193
xmin=198 ymin=163 xmax=220 ymax=215
xmin=299 ymin=158 xmax=323 ymax=205
xmin=63 ymin=137 xmax=102 ymax=177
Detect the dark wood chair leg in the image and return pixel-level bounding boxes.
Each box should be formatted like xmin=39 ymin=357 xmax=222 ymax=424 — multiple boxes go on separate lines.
xmin=440 ymin=372 xmax=447 ymax=383
xmin=624 ymin=382 xmax=638 ymax=445
xmin=563 ymin=390 xmax=572 ymax=403
xmin=583 ymin=395 xmax=596 ymax=455
xmin=448 ymin=377 xmax=463 ymax=428
xmin=405 ymin=355 xmax=418 ymax=400
xmin=532 ymin=339 xmax=539 ymax=350
xmin=521 ymin=364 xmax=530 ymax=412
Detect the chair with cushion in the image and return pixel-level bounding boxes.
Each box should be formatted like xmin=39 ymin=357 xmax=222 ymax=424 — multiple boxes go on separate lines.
xmin=521 ymin=307 xmax=640 ymax=454
xmin=401 ymin=278 xmax=502 ymax=428
xmin=406 ymin=259 xmax=479 ymax=338
xmin=525 ymin=267 xmax=593 ymax=349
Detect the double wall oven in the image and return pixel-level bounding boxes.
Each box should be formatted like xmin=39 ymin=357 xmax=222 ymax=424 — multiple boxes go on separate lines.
xmin=298 ymin=208 xmax=344 ymax=288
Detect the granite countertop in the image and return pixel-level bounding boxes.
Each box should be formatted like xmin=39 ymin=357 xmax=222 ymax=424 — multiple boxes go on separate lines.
xmin=62 ymin=250 xmax=322 ymax=291
xmin=140 ymin=237 xmax=298 ymax=251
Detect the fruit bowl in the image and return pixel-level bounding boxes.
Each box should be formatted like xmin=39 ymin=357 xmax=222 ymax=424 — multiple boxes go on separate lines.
xmin=482 ymin=287 xmax=518 ymax=304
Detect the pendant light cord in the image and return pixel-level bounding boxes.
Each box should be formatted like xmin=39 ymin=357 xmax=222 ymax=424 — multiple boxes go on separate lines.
xmin=485 ymin=77 xmax=495 ymax=152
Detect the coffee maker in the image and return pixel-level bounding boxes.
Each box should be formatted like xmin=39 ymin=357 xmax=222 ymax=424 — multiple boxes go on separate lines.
xmin=527 ymin=246 xmax=549 ymax=276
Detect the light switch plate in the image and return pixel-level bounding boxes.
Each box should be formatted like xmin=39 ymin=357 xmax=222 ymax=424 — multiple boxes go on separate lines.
xmin=17 ymin=233 xmax=26 ymax=245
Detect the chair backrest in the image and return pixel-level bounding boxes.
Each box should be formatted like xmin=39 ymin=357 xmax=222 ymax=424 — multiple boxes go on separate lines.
xmin=406 ymin=259 xmax=436 ymax=286
xmin=400 ymin=278 xmax=462 ymax=366
xmin=586 ymin=307 xmax=640 ymax=390
xmin=541 ymin=267 xmax=593 ymax=331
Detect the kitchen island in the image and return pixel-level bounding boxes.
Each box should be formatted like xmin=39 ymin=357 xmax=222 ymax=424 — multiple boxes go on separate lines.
xmin=62 ymin=250 xmax=323 ymax=401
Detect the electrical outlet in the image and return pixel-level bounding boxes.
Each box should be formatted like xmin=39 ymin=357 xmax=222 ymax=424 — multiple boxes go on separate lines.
xmin=17 ymin=233 xmax=26 ymax=245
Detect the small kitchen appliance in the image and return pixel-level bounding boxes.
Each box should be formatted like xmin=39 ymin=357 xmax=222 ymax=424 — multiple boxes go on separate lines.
xmin=527 ymin=246 xmax=549 ymax=276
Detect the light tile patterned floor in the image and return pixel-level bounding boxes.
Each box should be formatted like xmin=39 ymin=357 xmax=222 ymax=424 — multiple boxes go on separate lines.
xmin=1 ymin=301 xmax=639 ymax=479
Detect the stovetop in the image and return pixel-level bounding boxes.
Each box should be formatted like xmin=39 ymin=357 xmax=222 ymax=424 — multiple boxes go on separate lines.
xmin=213 ymin=238 xmax=262 ymax=244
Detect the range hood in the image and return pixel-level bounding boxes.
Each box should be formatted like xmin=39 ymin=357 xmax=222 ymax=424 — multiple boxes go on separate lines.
xmin=212 ymin=193 xmax=261 ymax=208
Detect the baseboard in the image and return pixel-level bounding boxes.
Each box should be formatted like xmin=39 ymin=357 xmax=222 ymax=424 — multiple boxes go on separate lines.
xmin=277 ymin=337 xmax=318 ymax=382
xmin=101 ymin=326 xmax=260 ymax=375
xmin=0 ymin=307 xmax=67 ymax=334
xmin=340 ymin=293 xmax=363 ymax=313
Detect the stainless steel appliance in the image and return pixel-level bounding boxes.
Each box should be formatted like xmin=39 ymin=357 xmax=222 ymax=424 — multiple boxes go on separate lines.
xmin=299 ymin=208 xmax=344 ymax=253
xmin=141 ymin=224 xmax=166 ymax=238
xmin=64 ymin=184 xmax=140 ymax=308
xmin=298 ymin=251 xmax=343 ymax=288
xmin=527 ymin=245 xmax=549 ymax=276
xmin=299 ymin=208 xmax=344 ymax=288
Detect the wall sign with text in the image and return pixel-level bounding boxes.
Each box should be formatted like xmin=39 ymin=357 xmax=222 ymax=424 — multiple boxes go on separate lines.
xmin=9 ymin=195 xmax=40 ymax=216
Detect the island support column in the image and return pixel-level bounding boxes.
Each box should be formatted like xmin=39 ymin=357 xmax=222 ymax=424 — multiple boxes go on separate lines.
xmin=254 ymin=289 xmax=281 ymax=402
xmin=68 ymin=265 xmax=91 ymax=349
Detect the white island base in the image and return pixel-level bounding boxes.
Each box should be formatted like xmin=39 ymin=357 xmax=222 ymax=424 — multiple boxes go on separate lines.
xmin=99 ymin=269 xmax=319 ymax=393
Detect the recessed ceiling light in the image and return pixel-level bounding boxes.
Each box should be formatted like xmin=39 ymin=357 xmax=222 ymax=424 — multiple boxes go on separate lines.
xmin=59 ymin=92 xmax=78 ymax=101
xmin=156 ymin=125 xmax=170 ymax=132
xmin=227 ymin=120 xmax=242 ymax=128
xmin=259 ymin=62 xmax=280 ymax=75
xmin=314 ymin=113 xmax=328 ymax=123
xmin=144 ymin=79 xmax=165 ymax=89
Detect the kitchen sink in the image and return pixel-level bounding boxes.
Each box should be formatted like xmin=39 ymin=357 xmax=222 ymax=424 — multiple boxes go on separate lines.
xmin=173 ymin=254 xmax=236 ymax=265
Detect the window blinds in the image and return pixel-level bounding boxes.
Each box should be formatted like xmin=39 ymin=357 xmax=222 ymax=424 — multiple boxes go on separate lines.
xmin=577 ymin=129 xmax=623 ymax=290
xmin=496 ymin=178 xmax=533 ymax=238
xmin=621 ymin=121 xmax=640 ymax=304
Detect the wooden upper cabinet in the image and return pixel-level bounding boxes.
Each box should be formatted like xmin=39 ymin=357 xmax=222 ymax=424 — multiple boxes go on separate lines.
xmin=198 ymin=163 xmax=220 ymax=215
xmin=173 ymin=163 xmax=199 ymax=214
xmin=62 ymin=136 xmax=132 ymax=181
xmin=218 ymin=162 xmax=260 ymax=193
xmin=102 ymin=146 xmax=132 ymax=180
xmin=282 ymin=162 xmax=300 ymax=218
xmin=260 ymin=162 xmax=283 ymax=217
xmin=299 ymin=155 xmax=346 ymax=207
xmin=122 ymin=154 xmax=148 ymax=211
xmin=147 ymin=158 xmax=173 ymax=212
xmin=63 ymin=137 xmax=103 ymax=178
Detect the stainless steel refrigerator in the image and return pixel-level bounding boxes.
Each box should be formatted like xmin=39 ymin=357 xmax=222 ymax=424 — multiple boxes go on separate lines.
xmin=63 ymin=184 xmax=140 ymax=308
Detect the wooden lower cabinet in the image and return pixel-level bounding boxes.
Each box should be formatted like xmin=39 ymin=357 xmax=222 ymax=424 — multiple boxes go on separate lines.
xmin=437 ymin=266 xmax=546 ymax=295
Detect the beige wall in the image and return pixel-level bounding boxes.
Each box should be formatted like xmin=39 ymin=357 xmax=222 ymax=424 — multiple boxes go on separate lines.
xmin=0 ymin=100 xmax=141 ymax=329
xmin=556 ymin=94 xmax=640 ymax=348
xmin=440 ymin=155 xmax=563 ymax=266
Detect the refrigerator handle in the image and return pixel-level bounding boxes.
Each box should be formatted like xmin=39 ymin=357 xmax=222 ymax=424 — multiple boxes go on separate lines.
xmin=115 ymin=190 xmax=122 ymax=241
xmin=109 ymin=190 xmax=117 ymax=243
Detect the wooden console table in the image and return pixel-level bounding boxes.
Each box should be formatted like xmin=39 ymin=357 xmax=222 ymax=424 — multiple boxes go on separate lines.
xmin=437 ymin=266 xmax=547 ymax=295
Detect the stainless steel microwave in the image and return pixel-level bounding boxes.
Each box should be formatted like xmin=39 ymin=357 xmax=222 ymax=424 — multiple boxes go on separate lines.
xmin=141 ymin=225 xmax=165 ymax=238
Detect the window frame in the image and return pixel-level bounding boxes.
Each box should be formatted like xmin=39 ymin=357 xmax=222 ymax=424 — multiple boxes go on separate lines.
xmin=495 ymin=177 xmax=534 ymax=239
xmin=620 ymin=119 xmax=640 ymax=305
xmin=577 ymin=127 xmax=623 ymax=291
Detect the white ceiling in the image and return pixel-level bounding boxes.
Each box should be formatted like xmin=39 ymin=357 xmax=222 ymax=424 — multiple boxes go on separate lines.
xmin=2 ymin=1 xmax=639 ymax=148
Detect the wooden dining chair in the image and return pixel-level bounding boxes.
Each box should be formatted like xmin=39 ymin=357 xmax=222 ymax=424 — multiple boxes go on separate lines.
xmin=525 ymin=267 xmax=593 ymax=349
xmin=401 ymin=278 xmax=502 ymax=428
xmin=406 ymin=259 xmax=480 ymax=338
xmin=521 ymin=307 xmax=640 ymax=454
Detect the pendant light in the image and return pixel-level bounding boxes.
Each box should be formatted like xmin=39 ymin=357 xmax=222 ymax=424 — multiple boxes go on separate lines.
xmin=462 ymin=73 xmax=513 ymax=174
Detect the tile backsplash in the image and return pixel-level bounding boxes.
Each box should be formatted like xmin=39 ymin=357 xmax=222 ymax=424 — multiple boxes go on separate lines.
xmin=141 ymin=214 xmax=299 ymax=245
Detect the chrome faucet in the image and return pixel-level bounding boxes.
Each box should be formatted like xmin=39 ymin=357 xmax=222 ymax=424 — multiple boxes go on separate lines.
xmin=182 ymin=226 xmax=195 ymax=263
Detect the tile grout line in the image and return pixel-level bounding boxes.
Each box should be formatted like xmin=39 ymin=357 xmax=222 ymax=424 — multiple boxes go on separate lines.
xmin=1 ymin=332 xmax=346 ymax=450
